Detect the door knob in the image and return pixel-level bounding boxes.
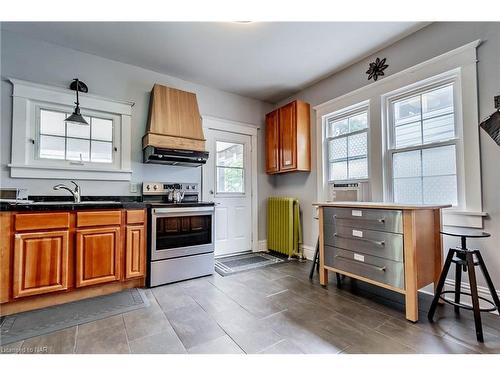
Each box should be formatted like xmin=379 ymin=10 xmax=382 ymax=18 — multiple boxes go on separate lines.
xmin=209 ymin=190 xmax=214 ymax=195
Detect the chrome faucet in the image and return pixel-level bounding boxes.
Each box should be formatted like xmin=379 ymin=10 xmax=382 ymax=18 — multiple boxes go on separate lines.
xmin=53 ymin=181 xmax=81 ymax=203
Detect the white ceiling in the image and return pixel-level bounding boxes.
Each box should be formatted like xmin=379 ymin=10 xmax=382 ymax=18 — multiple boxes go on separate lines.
xmin=2 ymin=22 xmax=426 ymax=103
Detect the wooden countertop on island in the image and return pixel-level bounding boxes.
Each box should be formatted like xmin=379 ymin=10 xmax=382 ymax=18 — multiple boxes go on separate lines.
xmin=313 ymin=201 xmax=451 ymax=210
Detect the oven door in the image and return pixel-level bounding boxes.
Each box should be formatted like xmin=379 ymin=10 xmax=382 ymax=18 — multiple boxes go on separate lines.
xmin=151 ymin=206 xmax=214 ymax=261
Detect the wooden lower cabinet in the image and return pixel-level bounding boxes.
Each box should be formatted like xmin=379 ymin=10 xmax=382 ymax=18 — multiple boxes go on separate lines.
xmin=1 ymin=209 xmax=146 ymax=315
xmin=13 ymin=230 xmax=69 ymax=298
xmin=76 ymin=226 xmax=121 ymax=287
xmin=125 ymin=225 xmax=146 ymax=279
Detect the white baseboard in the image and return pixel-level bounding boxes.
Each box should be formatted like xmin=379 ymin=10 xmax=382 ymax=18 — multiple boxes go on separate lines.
xmin=421 ymin=279 xmax=499 ymax=315
xmin=257 ymin=240 xmax=267 ymax=253
xmin=257 ymin=240 xmax=316 ymax=260
xmin=301 ymin=244 xmax=316 ymax=260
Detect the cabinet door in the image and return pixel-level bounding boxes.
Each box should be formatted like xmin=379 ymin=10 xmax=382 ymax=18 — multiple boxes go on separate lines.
xmin=76 ymin=227 xmax=120 ymax=287
xmin=265 ymin=109 xmax=280 ymax=174
xmin=279 ymin=101 xmax=297 ymax=171
xmin=13 ymin=230 xmax=69 ymax=298
xmin=125 ymin=225 xmax=145 ymax=279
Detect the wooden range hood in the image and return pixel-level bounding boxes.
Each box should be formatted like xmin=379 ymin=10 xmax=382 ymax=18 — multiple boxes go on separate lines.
xmin=142 ymin=84 xmax=206 ymax=152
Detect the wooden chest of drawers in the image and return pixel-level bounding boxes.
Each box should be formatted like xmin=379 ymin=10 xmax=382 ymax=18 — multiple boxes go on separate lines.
xmin=315 ymin=202 xmax=450 ymax=322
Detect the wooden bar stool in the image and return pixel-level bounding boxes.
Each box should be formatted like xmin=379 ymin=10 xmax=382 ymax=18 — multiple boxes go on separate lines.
xmin=428 ymin=226 xmax=500 ymax=342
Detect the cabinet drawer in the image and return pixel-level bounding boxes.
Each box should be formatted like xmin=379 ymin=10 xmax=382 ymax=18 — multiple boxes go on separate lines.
xmin=324 ymin=224 xmax=404 ymax=262
xmin=324 ymin=207 xmax=403 ymax=234
xmin=77 ymin=210 xmax=121 ymax=227
xmin=15 ymin=212 xmax=70 ymax=231
xmin=324 ymin=246 xmax=404 ymax=290
xmin=126 ymin=210 xmax=145 ymax=224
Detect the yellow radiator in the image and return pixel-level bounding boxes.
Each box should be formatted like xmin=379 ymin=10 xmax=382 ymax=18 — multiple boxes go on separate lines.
xmin=267 ymin=197 xmax=302 ymax=258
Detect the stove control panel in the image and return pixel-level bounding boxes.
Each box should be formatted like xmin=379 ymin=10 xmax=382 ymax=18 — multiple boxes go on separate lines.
xmin=142 ymin=182 xmax=199 ymax=195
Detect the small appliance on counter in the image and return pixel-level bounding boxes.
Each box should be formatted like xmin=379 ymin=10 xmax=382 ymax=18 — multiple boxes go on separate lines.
xmin=143 ymin=182 xmax=215 ymax=287
xmin=0 ymin=188 xmax=31 ymax=204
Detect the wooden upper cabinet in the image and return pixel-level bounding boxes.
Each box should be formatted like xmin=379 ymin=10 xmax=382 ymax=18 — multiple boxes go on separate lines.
xmin=76 ymin=227 xmax=120 ymax=287
xmin=125 ymin=225 xmax=146 ymax=279
xmin=279 ymin=102 xmax=298 ymax=171
xmin=265 ymin=100 xmax=311 ymax=174
xmin=13 ymin=230 xmax=69 ymax=298
xmin=265 ymin=110 xmax=280 ymax=174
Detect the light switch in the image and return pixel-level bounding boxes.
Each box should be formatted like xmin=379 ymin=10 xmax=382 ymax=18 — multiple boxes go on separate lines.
xmin=129 ymin=183 xmax=138 ymax=193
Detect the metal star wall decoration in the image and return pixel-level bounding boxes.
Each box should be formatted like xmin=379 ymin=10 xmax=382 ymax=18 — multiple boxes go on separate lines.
xmin=366 ymin=57 xmax=388 ymax=81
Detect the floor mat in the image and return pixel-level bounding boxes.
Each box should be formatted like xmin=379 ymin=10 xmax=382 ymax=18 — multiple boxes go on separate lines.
xmin=0 ymin=288 xmax=149 ymax=346
xmin=215 ymin=252 xmax=288 ymax=276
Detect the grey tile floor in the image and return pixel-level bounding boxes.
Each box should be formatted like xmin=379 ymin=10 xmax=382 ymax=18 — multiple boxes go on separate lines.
xmin=2 ymin=260 xmax=500 ymax=354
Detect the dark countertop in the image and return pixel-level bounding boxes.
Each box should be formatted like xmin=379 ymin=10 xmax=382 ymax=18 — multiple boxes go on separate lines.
xmin=0 ymin=196 xmax=147 ymax=212
xmin=0 ymin=196 xmax=216 ymax=212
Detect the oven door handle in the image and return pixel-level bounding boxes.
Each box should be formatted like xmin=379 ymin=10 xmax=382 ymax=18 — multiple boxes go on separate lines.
xmin=152 ymin=206 xmax=215 ymax=215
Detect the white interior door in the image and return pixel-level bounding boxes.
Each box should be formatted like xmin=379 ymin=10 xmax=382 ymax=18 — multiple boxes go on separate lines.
xmin=203 ymin=128 xmax=252 ymax=257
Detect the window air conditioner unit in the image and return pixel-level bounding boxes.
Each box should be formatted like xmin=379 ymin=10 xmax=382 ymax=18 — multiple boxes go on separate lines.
xmin=328 ymin=182 xmax=370 ymax=202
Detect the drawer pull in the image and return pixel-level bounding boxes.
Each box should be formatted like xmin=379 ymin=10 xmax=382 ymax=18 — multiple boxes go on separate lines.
xmin=334 ymin=255 xmax=387 ymax=272
xmin=333 ymin=233 xmax=385 ymax=247
xmin=333 ymin=215 xmax=385 ymax=224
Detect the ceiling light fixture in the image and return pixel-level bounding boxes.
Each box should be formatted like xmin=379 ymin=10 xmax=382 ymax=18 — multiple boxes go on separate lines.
xmin=65 ymin=78 xmax=89 ymax=126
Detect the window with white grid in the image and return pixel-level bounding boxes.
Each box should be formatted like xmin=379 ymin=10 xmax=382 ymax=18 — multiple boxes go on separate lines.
xmin=326 ymin=108 xmax=369 ymax=181
xmin=38 ymin=109 xmax=114 ymax=164
xmin=387 ymin=82 xmax=458 ymax=206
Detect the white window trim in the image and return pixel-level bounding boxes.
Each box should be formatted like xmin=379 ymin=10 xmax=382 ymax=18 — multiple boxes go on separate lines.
xmin=8 ymin=78 xmax=134 ymax=181
xmin=314 ymin=40 xmax=485 ymax=228
xmin=324 ymin=102 xmax=370 ymax=183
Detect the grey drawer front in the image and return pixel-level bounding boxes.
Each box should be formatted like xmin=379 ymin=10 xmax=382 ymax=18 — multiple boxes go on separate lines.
xmin=324 ymin=246 xmax=404 ymax=290
xmin=324 ymin=225 xmax=404 ymax=262
xmin=324 ymin=207 xmax=403 ymax=234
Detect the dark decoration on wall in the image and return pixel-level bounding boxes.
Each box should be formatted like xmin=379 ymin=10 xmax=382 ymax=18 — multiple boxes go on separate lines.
xmin=494 ymin=95 xmax=500 ymax=109
xmin=65 ymin=78 xmax=89 ymax=126
xmin=479 ymin=110 xmax=500 ymax=147
xmin=366 ymin=57 xmax=388 ymax=81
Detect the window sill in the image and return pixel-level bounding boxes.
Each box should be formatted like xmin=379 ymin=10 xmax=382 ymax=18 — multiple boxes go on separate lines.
xmin=442 ymin=208 xmax=487 ymax=229
xmin=9 ymin=164 xmax=132 ymax=181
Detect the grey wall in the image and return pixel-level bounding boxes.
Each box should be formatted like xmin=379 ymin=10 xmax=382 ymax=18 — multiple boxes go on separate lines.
xmin=271 ymin=22 xmax=500 ymax=289
xmin=0 ymin=29 xmax=274 ymax=240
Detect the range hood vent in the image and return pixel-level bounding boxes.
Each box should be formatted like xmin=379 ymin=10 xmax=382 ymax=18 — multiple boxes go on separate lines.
xmin=143 ymin=146 xmax=208 ymax=167
xmin=142 ymin=84 xmax=206 ymax=166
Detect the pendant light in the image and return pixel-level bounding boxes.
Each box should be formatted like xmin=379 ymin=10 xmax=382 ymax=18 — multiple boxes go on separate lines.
xmin=65 ymin=78 xmax=89 ymax=126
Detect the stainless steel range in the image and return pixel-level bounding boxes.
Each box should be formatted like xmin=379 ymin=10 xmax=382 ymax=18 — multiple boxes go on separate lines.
xmin=143 ymin=182 xmax=215 ymax=287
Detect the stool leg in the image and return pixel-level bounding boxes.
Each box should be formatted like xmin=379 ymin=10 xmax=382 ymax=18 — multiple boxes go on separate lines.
xmin=454 ymin=261 xmax=462 ymax=313
xmin=309 ymin=238 xmax=320 ymax=280
xmin=336 ymin=273 xmax=342 ymax=288
xmin=475 ymin=251 xmax=500 ymax=314
xmin=466 ymin=251 xmax=484 ymax=342
xmin=428 ymin=249 xmax=455 ymax=322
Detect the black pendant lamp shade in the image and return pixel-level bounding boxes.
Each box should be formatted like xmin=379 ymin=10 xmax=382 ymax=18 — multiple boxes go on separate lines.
xmin=479 ymin=110 xmax=500 ymax=147
xmin=65 ymin=78 xmax=89 ymax=126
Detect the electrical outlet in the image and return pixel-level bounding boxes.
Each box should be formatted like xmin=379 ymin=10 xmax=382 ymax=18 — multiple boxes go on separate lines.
xmin=495 ymin=95 xmax=500 ymax=109
xmin=129 ymin=183 xmax=138 ymax=193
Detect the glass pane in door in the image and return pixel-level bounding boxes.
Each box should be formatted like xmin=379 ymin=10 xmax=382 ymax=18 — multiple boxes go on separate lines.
xmin=216 ymin=141 xmax=244 ymax=193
